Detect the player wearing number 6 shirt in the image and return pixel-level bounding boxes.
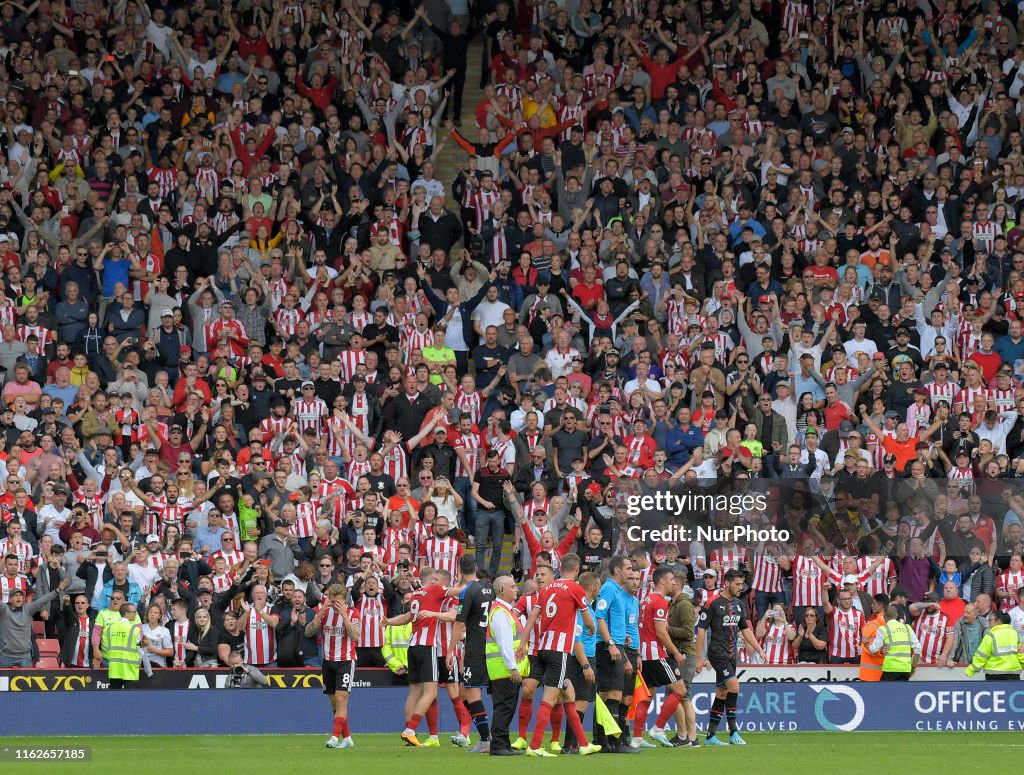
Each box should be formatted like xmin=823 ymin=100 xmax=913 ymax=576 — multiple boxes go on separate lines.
xmin=305 ymin=584 xmax=361 ymax=749
xmin=451 ymin=555 xmax=495 ymax=752
xmin=696 ymin=569 xmax=768 ymax=747
xmin=385 ymin=568 xmax=453 ymax=748
xmin=633 ymin=567 xmax=691 ymax=748
xmin=520 ymin=554 xmax=601 ymax=756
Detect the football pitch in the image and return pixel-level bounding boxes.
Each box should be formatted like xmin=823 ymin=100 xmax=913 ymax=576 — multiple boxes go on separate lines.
xmin=0 ymin=733 xmax=1019 ymax=773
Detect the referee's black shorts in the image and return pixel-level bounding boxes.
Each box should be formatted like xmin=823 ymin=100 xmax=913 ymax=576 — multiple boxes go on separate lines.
xmin=596 ymin=642 xmax=626 ymax=693
xmin=565 ymin=657 xmax=596 ymax=703
xmin=621 ymin=647 xmax=639 ymax=696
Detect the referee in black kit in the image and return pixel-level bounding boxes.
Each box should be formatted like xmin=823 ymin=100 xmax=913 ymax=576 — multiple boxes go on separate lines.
xmin=451 ymin=555 xmax=495 ymax=752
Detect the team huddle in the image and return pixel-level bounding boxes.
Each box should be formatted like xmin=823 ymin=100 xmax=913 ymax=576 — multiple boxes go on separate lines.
xmin=311 ymin=552 xmax=759 ymax=754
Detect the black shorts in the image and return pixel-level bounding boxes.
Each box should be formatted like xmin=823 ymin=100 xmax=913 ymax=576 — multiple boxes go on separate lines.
xmin=596 ymin=643 xmax=626 ymax=693
xmin=462 ymin=656 xmax=489 ymax=688
xmin=537 ymin=649 xmax=571 ymax=690
xmin=622 ymin=648 xmax=639 ymax=696
xmin=564 ymin=657 xmax=596 ymax=703
xmin=440 ymin=651 xmax=459 ymax=685
xmin=527 ymin=654 xmax=545 ymax=684
xmin=408 ymin=645 xmax=442 ymax=685
xmin=321 ymin=659 xmax=356 ymax=695
xmin=643 ymin=656 xmax=683 ymax=689
xmin=709 ymin=656 xmax=737 ymax=686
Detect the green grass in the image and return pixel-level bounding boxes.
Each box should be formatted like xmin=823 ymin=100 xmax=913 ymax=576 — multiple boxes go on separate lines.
xmin=0 ymin=733 xmax=1018 ymax=774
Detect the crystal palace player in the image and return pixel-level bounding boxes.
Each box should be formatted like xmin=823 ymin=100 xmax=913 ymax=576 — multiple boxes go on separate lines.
xmin=695 ymin=569 xmax=768 ymax=746
xmin=520 ymin=554 xmax=601 ymax=757
xmin=450 ymin=555 xmax=495 ymax=752
xmin=306 ymin=584 xmax=361 ymax=749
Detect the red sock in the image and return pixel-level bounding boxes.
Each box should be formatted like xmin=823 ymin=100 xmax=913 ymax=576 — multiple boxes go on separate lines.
xmin=427 ymin=700 xmax=439 ymax=735
xmin=564 ymin=702 xmax=588 ymax=747
xmin=408 ymin=713 xmax=422 ymax=732
xmin=452 ymin=697 xmax=472 ymax=736
xmin=340 ymin=717 xmax=350 ymax=738
xmin=333 ymin=717 xmax=345 ymax=738
xmin=633 ymin=699 xmax=651 ymax=737
xmin=518 ymin=696 xmax=534 ymax=739
xmin=530 ymin=702 xmax=553 ymax=750
xmin=655 ymin=693 xmax=683 ymax=727
xmin=549 ymin=702 xmax=563 ymax=743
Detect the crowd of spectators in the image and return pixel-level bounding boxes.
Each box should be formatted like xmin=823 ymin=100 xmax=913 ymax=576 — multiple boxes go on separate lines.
xmin=2 ymin=0 xmax=1024 ymax=673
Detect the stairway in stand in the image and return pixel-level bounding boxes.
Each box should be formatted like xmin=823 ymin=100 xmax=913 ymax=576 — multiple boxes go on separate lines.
xmin=434 ymin=38 xmax=487 ymax=216
xmin=435 ymin=39 xmax=520 ymax=575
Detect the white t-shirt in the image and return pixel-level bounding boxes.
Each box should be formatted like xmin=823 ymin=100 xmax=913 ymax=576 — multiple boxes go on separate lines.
xmin=39 ymin=505 xmax=72 ymax=546
xmin=142 ymin=623 xmax=172 ymax=667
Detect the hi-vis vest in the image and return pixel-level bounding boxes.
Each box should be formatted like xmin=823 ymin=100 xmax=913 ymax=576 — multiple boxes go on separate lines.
xmin=966 ymin=624 xmax=1024 ymax=676
xmin=859 ymin=615 xmax=886 ymax=681
xmin=486 ymin=601 xmax=530 ymax=680
xmin=104 ymin=619 xmax=141 ymax=681
xmin=881 ymin=620 xmax=914 ymax=673
xmin=382 ymin=622 xmax=411 ymax=672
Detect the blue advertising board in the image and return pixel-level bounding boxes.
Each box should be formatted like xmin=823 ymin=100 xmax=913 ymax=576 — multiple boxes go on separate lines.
xmin=2 ymin=683 xmax=1024 ymax=736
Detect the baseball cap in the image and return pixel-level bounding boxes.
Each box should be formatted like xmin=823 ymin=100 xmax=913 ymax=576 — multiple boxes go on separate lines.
xmin=884 ymin=410 xmax=900 ymax=419
xmin=703 ymin=568 xmax=718 ymax=578
xmin=146 ymin=534 xmax=160 ymax=543
xmin=841 ymin=574 xmax=859 ymax=586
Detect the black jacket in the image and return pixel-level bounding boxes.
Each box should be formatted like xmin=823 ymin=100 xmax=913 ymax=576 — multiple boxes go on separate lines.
xmin=57 ymin=607 xmax=96 ymax=667
xmin=417 ymin=208 xmax=463 ymax=254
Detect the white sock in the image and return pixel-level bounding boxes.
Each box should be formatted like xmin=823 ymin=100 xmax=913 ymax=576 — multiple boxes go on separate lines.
xmin=403 ymin=727 xmax=414 ymax=736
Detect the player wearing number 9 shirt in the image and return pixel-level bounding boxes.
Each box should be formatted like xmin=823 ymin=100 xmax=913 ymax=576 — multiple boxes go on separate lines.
xmin=695 ymin=568 xmax=767 ymax=747
xmin=383 ymin=568 xmax=452 ymax=747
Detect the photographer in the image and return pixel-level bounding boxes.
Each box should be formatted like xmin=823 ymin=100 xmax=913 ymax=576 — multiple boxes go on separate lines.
xmin=223 ymin=648 xmax=269 ymax=688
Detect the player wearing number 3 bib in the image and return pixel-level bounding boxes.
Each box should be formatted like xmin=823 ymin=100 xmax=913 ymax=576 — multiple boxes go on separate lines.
xmin=695 ymin=569 xmax=768 ymax=747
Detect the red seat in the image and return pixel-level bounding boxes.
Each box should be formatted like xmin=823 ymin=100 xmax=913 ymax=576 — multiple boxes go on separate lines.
xmin=31 ymin=621 xmax=44 ymax=637
xmin=35 ymin=657 xmax=60 ymax=669
xmin=37 ymin=639 xmax=60 ymax=658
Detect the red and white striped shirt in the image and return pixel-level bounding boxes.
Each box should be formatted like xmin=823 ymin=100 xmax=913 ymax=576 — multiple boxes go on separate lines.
xmin=514 ymin=592 xmax=541 ymax=655
xmin=858 ymin=556 xmax=896 ymax=597
xmin=710 ymin=546 xmax=747 ymax=574
xmin=955 ymin=385 xmax=987 ymax=413
xmin=925 ymin=380 xmax=957 ymax=409
xmin=760 ymin=622 xmax=793 ymax=664
xmin=321 ymin=605 xmax=360 ymax=661
xmin=210 ymin=548 xmax=243 ymax=567
xmin=469 ymin=188 xmax=500 ymax=233
xmin=244 ymin=604 xmax=277 ymax=665
xmin=750 ymin=547 xmax=784 ymax=593
xmin=408 ymin=583 xmax=449 ymax=647
xmin=293 ymin=398 xmax=327 ymax=435
xmin=780 ymin=0 xmax=809 ymax=39
xmin=638 ymin=591 xmax=669 ymax=660
xmin=914 ymin=610 xmax=952 ymax=664
xmin=68 ymin=614 xmax=92 ymax=667
xmin=171 ymin=620 xmax=190 ymax=664
xmin=0 ymin=572 xmax=29 ymax=603
xmin=791 ymin=555 xmax=824 ymax=607
xmin=452 ymin=432 xmax=480 ymax=478
xmin=454 ymin=389 xmax=484 ymax=425
xmin=291 ymin=501 xmax=320 ymax=539
xmin=0 ymin=539 xmax=33 ymax=574
xmin=357 ymin=593 xmax=385 ymax=648
xmin=827 ymin=606 xmax=865 ymax=660
xmin=346 ymin=458 xmax=372 ymax=487
xmin=338 ymin=350 xmax=366 ymax=382
xmin=997 ymin=570 xmax=1024 ymax=612
xmin=420 ymin=535 xmax=462 ymax=577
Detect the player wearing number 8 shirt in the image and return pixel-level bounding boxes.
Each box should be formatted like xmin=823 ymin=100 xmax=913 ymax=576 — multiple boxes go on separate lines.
xmin=451 ymin=555 xmax=495 ymax=752
xmin=520 ymin=554 xmax=601 ymax=757
xmin=695 ymin=569 xmax=768 ymax=747
xmin=305 ymin=584 xmax=361 ymax=749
